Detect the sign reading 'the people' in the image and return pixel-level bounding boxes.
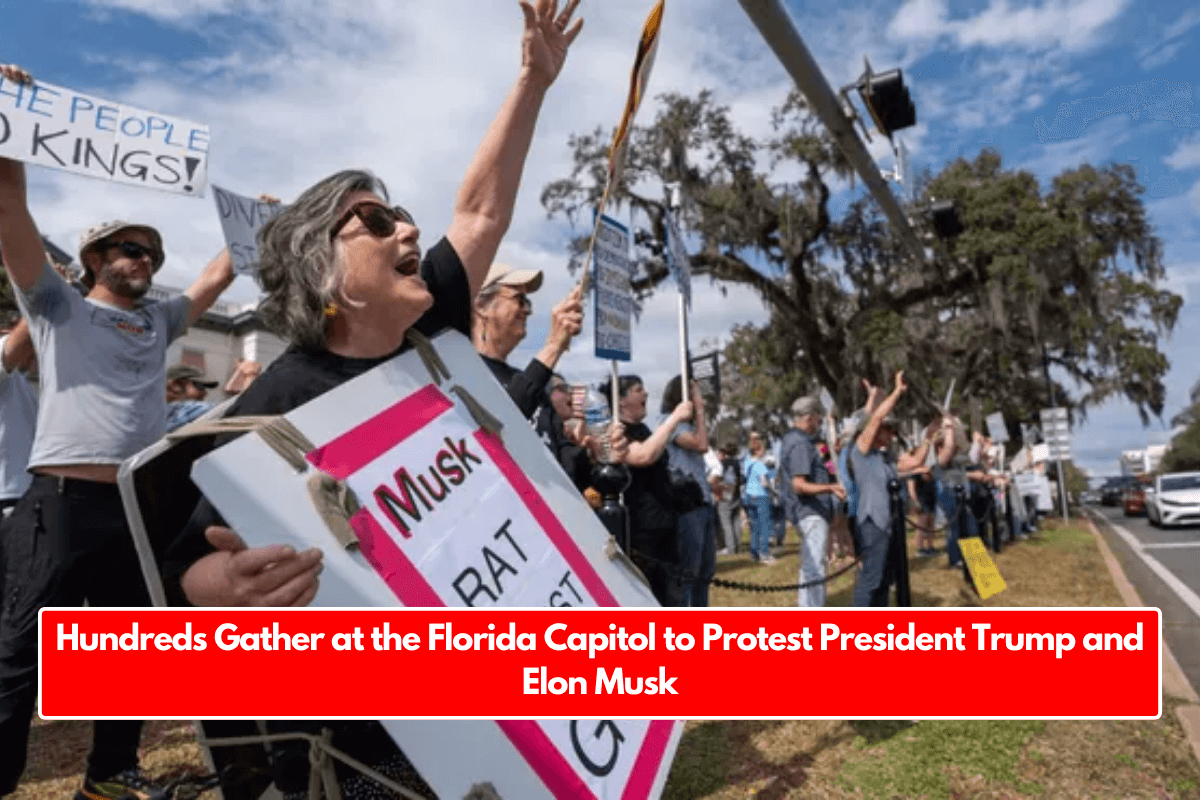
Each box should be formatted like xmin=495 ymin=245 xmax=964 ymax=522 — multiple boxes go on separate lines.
xmin=593 ymin=213 xmax=633 ymax=361
xmin=0 ymin=76 xmax=210 ymax=196
xmin=211 ymin=186 xmax=285 ymax=275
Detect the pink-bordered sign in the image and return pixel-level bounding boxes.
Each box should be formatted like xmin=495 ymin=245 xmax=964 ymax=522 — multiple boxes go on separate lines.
xmin=305 ymin=382 xmax=673 ymax=798
xmin=305 ymin=383 xmax=619 ymax=610
xmin=189 ymin=331 xmax=681 ymax=799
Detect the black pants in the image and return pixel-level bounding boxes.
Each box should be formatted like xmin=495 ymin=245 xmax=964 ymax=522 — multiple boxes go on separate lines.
xmin=0 ymin=475 xmax=148 ymax=793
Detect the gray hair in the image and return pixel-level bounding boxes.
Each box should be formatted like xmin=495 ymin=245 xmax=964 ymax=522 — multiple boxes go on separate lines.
xmin=256 ymin=169 xmax=389 ymax=350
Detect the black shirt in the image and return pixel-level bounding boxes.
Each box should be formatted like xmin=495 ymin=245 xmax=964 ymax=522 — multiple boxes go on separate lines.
xmin=480 ymin=354 xmax=552 ymax=421
xmin=622 ymin=420 xmax=678 ymax=558
xmin=160 ymin=236 xmax=470 ymax=605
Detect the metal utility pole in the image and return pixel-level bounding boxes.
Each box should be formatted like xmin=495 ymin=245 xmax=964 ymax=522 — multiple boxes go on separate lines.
xmin=1042 ymin=345 xmax=1070 ymax=522
xmin=737 ymin=0 xmax=926 ymax=264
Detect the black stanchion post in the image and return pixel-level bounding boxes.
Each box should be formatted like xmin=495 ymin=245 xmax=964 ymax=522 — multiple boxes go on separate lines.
xmin=1006 ymin=485 xmax=1018 ymax=543
xmin=592 ymin=463 xmax=632 ymax=552
xmin=887 ymin=479 xmax=911 ymax=607
xmin=955 ymin=484 xmax=973 ymax=587
xmin=989 ymin=493 xmax=1002 ymax=553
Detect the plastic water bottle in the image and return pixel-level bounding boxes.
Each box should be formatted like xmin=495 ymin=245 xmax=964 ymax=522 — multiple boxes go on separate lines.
xmin=581 ymin=385 xmax=613 ymax=463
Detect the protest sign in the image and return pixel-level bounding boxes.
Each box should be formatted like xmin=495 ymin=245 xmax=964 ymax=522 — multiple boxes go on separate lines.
xmin=986 ymin=412 xmax=1009 ymax=443
xmin=593 ymin=214 xmax=633 ymax=361
xmin=1014 ymin=471 xmax=1053 ymax=512
xmin=211 ymin=186 xmax=285 ymax=275
xmin=188 ymin=330 xmax=677 ymax=799
xmin=0 ymin=76 xmax=209 ymax=195
xmin=819 ymin=387 xmax=835 ymax=414
xmin=689 ymin=351 xmax=720 ymax=409
xmin=663 ymin=208 xmax=692 ymax=308
xmin=959 ymin=538 xmax=1007 ymax=600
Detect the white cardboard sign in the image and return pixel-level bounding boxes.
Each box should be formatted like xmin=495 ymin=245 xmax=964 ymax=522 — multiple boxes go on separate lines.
xmin=985 ymin=412 xmax=1008 ymax=444
xmin=593 ymin=214 xmax=633 ymax=361
xmin=190 ymin=331 xmax=679 ymax=799
xmin=211 ymin=186 xmax=285 ymax=275
xmin=0 ymin=76 xmax=210 ymax=196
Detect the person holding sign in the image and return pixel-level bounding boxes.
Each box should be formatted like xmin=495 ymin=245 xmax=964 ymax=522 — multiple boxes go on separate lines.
xmin=471 ymin=264 xmax=620 ymax=483
xmin=602 ymin=375 xmax=694 ymax=606
xmin=0 ymin=62 xmax=237 ymax=799
xmin=158 ymin=2 xmax=585 ymax=797
xmin=849 ymin=371 xmax=906 ymax=607
xmin=472 ymin=263 xmax=580 ymax=417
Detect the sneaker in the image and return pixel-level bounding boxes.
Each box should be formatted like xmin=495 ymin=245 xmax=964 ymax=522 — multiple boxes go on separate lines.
xmin=759 ymin=555 xmax=779 ymax=565
xmin=77 ymin=768 xmax=166 ymax=800
xmin=715 ymin=548 xmax=730 ymax=556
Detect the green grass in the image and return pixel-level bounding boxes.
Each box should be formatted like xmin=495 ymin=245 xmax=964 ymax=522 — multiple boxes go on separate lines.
xmin=836 ymin=720 xmax=1045 ymax=799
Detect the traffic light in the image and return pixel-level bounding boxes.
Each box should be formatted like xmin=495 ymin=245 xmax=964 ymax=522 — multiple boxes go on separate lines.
xmin=930 ymin=198 xmax=963 ymax=238
xmin=859 ymin=68 xmax=916 ymax=138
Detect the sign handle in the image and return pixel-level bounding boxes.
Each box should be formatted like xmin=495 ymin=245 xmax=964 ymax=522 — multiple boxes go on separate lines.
xmin=678 ymin=293 xmax=690 ymax=396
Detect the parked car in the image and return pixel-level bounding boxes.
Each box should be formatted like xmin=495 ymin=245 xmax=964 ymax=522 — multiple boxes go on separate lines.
xmin=1147 ymin=472 xmax=1200 ymax=528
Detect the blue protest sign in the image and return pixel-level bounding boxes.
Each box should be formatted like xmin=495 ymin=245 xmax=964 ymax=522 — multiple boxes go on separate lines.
xmin=593 ymin=214 xmax=632 ymax=361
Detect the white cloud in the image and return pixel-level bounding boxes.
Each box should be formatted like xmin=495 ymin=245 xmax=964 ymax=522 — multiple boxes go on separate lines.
xmin=1163 ymin=7 xmax=1200 ymax=41
xmin=1165 ymin=133 xmax=1200 ymax=170
xmin=888 ymin=0 xmax=950 ymax=42
xmin=887 ymin=0 xmax=1129 ymax=50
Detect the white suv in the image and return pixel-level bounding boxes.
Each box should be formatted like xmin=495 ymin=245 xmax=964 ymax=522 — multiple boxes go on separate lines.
xmin=1147 ymin=472 xmax=1200 ymax=528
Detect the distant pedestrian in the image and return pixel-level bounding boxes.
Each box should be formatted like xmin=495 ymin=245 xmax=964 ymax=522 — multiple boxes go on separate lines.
xmin=742 ymin=430 xmax=775 ymax=564
xmin=779 ymin=395 xmax=845 ymax=607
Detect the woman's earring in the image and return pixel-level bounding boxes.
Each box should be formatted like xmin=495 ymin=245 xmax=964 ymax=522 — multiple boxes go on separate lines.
xmin=324 ymin=304 xmax=338 ymax=318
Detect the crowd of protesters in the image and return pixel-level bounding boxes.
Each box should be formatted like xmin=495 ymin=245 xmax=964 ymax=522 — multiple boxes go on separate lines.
xmin=0 ymin=0 xmax=1034 ymax=793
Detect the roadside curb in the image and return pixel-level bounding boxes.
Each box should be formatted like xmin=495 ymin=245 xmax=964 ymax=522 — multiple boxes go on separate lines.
xmin=1085 ymin=512 xmax=1200 ymax=766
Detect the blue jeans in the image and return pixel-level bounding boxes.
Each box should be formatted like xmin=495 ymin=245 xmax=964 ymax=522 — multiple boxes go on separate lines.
xmin=853 ymin=518 xmax=892 ymax=606
xmin=937 ymin=480 xmax=977 ymax=567
xmin=677 ymin=504 xmax=717 ymax=607
xmin=745 ymin=497 xmax=773 ymax=560
xmin=772 ymin=504 xmax=787 ymax=546
xmin=797 ymin=515 xmax=830 ymax=607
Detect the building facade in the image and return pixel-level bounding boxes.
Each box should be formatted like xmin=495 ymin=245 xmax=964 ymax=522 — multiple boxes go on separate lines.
xmin=147 ymin=285 xmax=287 ymax=404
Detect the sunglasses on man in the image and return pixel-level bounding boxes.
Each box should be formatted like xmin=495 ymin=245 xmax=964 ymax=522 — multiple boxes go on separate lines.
xmin=102 ymin=240 xmax=163 ymax=270
xmin=502 ymin=290 xmax=533 ymax=314
xmin=330 ymin=202 xmax=416 ymax=241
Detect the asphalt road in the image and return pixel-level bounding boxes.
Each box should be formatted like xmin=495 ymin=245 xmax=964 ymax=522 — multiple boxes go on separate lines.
xmin=1087 ymin=504 xmax=1200 ymax=698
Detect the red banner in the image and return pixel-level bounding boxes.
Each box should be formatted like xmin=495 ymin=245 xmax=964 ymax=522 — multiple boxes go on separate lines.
xmin=40 ymin=607 xmax=1159 ymax=719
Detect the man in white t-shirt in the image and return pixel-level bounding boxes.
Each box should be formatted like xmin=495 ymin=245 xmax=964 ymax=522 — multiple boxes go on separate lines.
xmin=0 ymin=68 xmax=236 ymax=798
xmin=0 ymin=315 xmax=36 ymax=516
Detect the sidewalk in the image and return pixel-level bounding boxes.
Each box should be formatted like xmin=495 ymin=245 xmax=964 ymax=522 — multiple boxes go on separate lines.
xmin=1086 ymin=513 xmax=1200 ymax=764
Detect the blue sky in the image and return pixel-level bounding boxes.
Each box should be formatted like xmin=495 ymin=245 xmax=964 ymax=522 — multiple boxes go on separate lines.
xmin=3 ymin=0 xmax=1198 ymax=477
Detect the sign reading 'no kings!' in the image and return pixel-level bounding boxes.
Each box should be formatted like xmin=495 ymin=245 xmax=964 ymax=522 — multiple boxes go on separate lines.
xmin=0 ymin=75 xmax=210 ymax=196
xmin=190 ymin=331 xmax=681 ymax=800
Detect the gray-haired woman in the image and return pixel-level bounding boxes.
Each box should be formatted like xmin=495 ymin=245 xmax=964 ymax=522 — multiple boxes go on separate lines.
xmin=161 ymin=2 xmax=585 ymax=796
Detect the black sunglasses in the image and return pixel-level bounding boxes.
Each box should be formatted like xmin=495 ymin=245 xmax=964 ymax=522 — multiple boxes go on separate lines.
xmin=103 ymin=240 xmax=163 ymax=269
xmin=330 ymin=202 xmax=416 ymax=241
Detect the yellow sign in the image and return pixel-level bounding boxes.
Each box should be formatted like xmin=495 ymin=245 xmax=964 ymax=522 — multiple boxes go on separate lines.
xmin=959 ymin=538 xmax=1007 ymax=600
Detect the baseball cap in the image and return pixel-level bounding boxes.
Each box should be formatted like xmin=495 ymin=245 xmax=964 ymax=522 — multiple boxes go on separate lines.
xmin=166 ymin=364 xmax=218 ymax=389
xmin=78 ymin=221 xmax=165 ymax=268
xmin=791 ymin=395 xmax=824 ymax=417
xmin=482 ymin=262 xmax=543 ymax=294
